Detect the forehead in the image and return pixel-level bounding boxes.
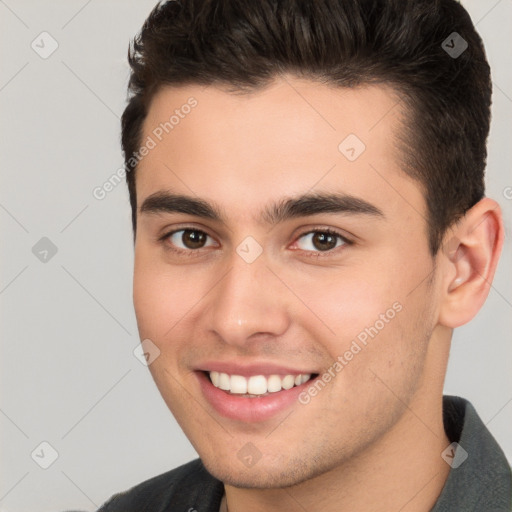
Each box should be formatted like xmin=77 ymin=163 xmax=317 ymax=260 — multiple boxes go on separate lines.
xmin=136 ymin=76 xmax=424 ymax=224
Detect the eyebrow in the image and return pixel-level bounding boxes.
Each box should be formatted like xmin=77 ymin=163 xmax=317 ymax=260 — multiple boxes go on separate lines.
xmin=139 ymin=190 xmax=385 ymax=225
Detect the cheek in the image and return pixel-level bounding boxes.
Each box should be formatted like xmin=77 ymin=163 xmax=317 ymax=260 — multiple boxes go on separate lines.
xmin=283 ymin=267 xmax=393 ymax=345
xmin=283 ymin=262 xmax=426 ymax=387
xmin=132 ymin=249 xmax=207 ymax=338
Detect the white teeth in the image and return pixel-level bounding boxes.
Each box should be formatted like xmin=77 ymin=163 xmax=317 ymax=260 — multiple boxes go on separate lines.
xmin=218 ymin=372 xmax=230 ymax=391
xmin=301 ymin=374 xmax=311 ymax=384
xmin=267 ymin=375 xmax=282 ymax=393
xmin=281 ymin=375 xmax=295 ymax=390
xmin=209 ymin=372 xmax=314 ymax=396
xmin=230 ymin=375 xmax=247 ymax=394
xmin=248 ymin=375 xmax=267 ymax=395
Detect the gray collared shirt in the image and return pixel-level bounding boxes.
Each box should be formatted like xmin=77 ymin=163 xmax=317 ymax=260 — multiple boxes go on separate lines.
xmin=96 ymin=395 xmax=512 ymax=511
xmin=431 ymin=395 xmax=511 ymax=511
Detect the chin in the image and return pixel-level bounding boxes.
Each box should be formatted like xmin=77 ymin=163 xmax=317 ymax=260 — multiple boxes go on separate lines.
xmin=201 ymin=455 xmax=324 ymax=489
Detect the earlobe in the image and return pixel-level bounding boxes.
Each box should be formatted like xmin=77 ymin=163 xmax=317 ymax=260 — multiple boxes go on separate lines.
xmin=438 ymin=198 xmax=504 ymax=328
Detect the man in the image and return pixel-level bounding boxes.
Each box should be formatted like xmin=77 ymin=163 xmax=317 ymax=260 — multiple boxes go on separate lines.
xmin=98 ymin=0 xmax=511 ymax=510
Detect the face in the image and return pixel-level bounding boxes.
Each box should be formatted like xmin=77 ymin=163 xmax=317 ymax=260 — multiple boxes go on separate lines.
xmin=133 ymin=77 xmax=441 ymax=488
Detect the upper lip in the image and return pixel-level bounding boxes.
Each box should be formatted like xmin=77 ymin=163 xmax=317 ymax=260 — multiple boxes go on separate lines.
xmin=196 ymin=361 xmax=317 ymax=377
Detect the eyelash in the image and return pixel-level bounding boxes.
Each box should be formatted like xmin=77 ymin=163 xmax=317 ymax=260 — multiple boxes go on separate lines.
xmin=158 ymin=226 xmax=353 ymax=259
xmin=296 ymin=228 xmax=353 ymax=258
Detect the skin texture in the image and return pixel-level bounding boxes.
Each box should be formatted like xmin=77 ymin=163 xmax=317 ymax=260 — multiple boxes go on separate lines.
xmin=132 ymin=76 xmax=503 ymax=511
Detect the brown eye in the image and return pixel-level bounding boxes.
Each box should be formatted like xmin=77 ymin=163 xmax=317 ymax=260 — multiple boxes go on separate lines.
xmin=312 ymin=232 xmax=338 ymax=251
xmin=181 ymin=230 xmax=207 ymax=249
xmin=296 ymin=230 xmax=346 ymax=253
xmin=167 ymin=229 xmax=215 ymax=251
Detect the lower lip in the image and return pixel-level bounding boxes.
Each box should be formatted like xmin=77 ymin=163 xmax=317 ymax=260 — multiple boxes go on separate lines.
xmin=196 ymin=371 xmax=314 ymax=423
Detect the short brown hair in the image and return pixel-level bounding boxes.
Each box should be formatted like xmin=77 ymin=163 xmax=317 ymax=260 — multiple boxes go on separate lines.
xmin=122 ymin=0 xmax=491 ymax=254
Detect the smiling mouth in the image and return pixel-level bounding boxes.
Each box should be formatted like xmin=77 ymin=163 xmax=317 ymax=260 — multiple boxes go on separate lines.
xmin=205 ymin=371 xmax=318 ymax=397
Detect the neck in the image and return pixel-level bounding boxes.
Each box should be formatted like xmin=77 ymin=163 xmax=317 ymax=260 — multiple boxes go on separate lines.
xmin=223 ymin=335 xmax=452 ymax=512
xmin=224 ymin=401 xmax=450 ymax=512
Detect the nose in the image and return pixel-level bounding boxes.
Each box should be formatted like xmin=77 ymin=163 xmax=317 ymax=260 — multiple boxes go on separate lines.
xmin=207 ymin=255 xmax=290 ymax=348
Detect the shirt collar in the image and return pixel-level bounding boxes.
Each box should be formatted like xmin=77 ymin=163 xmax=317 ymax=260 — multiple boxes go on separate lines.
xmin=430 ymin=395 xmax=511 ymax=511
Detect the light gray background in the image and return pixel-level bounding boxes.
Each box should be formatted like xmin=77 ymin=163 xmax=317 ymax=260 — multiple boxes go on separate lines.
xmin=0 ymin=1 xmax=510 ymax=511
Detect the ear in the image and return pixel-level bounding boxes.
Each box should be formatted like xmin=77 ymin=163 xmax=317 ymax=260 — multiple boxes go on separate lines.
xmin=437 ymin=198 xmax=504 ymax=328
